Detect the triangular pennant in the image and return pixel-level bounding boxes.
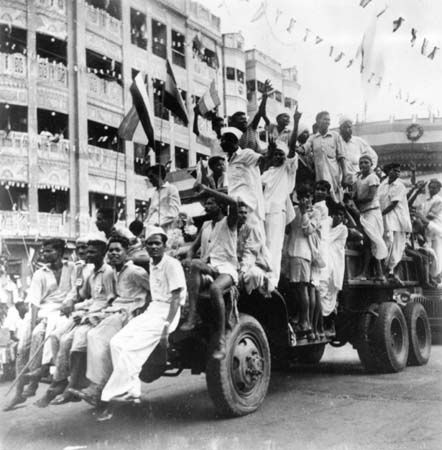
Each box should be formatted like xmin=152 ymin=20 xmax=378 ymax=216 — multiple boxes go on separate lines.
xmin=303 ymin=28 xmax=311 ymax=42
xmin=275 ymin=9 xmax=283 ymax=24
xmin=329 ymin=46 xmax=334 ymax=57
xmin=315 ymin=35 xmax=323 ymax=45
xmin=286 ymin=18 xmax=296 ymax=33
xmin=428 ymin=46 xmax=439 ymax=60
xmin=421 ymin=38 xmax=429 ymax=55
xmin=392 ymin=17 xmax=404 ymax=32
xmin=334 ymin=52 xmax=344 ymax=62
xmin=250 ymin=0 xmax=267 ymax=23
xmin=410 ymin=28 xmax=417 ymax=47
xmin=346 ymin=59 xmax=354 ymax=68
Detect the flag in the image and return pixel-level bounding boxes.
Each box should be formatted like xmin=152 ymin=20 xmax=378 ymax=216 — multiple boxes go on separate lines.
xmin=315 ymin=36 xmax=323 ymax=45
xmin=164 ymin=59 xmax=189 ymax=125
xmin=250 ymin=0 xmax=267 ymax=23
xmin=410 ymin=28 xmax=417 ymax=47
xmin=303 ymin=28 xmax=310 ymax=42
xmin=428 ymin=46 xmax=439 ymax=60
xmin=118 ymin=105 xmax=139 ymax=141
xmin=421 ymin=38 xmax=429 ymax=55
xmin=334 ymin=52 xmax=344 ymax=62
xmin=128 ymin=72 xmax=155 ymax=145
xmin=286 ymin=18 xmax=296 ymax=33
xmin=198 ymin=80 xmax=221 ymax=116
xmin=360 ymin=0 xmax=373 ymax=7
xmin=392 ymin=17 xmax=404 ymax=32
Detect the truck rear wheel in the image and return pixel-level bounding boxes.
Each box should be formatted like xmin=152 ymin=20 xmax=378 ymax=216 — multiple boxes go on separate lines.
xmin=373 ymin=302 xmax=409 ymax=373
xmin=357 ymin=306 xmax=381 ymax=373
xmin=205 ymin=314 xmax=271 ymax=417
xmin=404 ymin=302 xmax=431 ymax=366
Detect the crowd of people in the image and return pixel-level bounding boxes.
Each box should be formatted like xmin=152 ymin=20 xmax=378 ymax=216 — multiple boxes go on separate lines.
xmin=2 ymin=79 xmax=442 ymax=421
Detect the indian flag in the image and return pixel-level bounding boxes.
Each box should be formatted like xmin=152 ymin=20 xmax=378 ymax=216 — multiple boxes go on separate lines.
xmin=198 ymin=80 xmax=221 ymax=116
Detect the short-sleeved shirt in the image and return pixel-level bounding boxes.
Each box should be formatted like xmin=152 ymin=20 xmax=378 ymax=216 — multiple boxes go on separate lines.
xmin=150 ymin=254 xmax=187 ymax=306
xmin=26 ymin=261 xmax=77 ymax=317
xmin=341 ymin=136 xmax=378 ymax=183
xmin=287 ymin=206 xmax=321 ymax=260
xmin=423 ymin=193 xmax=442 ymax=234
xmin=112 ymin=261 xmax=150 ymax=313
xmin=261 ymin=156 xmax=298 ymax=214
xmin=354 ymin=172 xmax=380 ymax=213
xmin=79 ymin=263 xmax=115 ymax=313
xmin=304 ymin=130 xmax=344 ymax=202
xmin=378 ymin=178 xmax=412 ymax=232
xmin=145 ymin=182 xmax=181 ymax=228
xmin=228 ymin=148 xmax=265 ymax=220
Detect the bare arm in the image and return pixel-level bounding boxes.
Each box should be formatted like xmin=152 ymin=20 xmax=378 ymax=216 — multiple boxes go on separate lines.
xmin=250 ymin=79 xmax=272 ymax=130
xmin=382 ymin=200 xmax=399 ymax=216
xmin=288 ymin=106 xmax=302 ymax=156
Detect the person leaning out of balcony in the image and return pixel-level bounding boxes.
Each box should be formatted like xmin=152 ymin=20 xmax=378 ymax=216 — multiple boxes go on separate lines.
xmin=3 ymin=239 xmax=77 ymax=411
xmin=144 ymin=164 xmax=181 ymax=234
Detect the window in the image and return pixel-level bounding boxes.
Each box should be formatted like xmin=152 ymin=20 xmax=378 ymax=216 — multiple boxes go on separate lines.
xmin=175 ymin=146 xmax=188 ymax=169
xmin=154 ymin=140 xmax=170 ymax=165
xmin=134 ymin=142 xmax=149 ymax=175
xmin=0 ymin=103 xmax=28 ymax=132
xmin=173 ymin=90 xmax=187 ymax=126
xmin=196 ymin=152 xmax=208 ymax=162
xmin=130 ymin=8 xmax=147 ymax=50
xmin=225 ymin=67 xmax=235 ymax=81
xmin=236 ymin=69 xmax=244 ymax=84
xmin=38 ymin=188 xmax=69 ymax=214
xmin=257 ymin=81 xmax=265 ymax=93
xmin=203 ymin=48 xmax=218 ymax=69
xmin=274 ymin=90 xmax=282 ymax=103
xmin=153 ymin=79 xmax=169 ymax=120
xmin=135 ymin=199 xmax=148 ymax=222
xmin=87 ymin=120 xmax=119 ymax=151
xmin=172 ymin=29 xmax=185 ymax=68
xmin=152 ymin=19 xmax=167 ymax=59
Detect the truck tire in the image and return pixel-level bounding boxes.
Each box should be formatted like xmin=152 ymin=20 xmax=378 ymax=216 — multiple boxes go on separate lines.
xmin=296 ymin=344 xmax=326 ymax=364
xmin=205 ymin=314 xmax=271 ymax=417
xmin=372 ymin=302 xmax=409 ymax=373
xmin=403 ymin=302 xmax=431 ymax=366
xmin=357 ymin=306 xmax=381 ymax=373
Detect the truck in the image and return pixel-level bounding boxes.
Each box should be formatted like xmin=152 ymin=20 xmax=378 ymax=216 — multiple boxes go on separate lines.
xmin=138 ymin=249 xmax=432 ymax=418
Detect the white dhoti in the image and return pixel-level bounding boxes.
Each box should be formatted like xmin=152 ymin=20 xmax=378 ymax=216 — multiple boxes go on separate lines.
xmin=360 ymin=209 xmax=388 ymax=260
xmin=42 ymin=312 xmax=70 ymax=365
xmin=86 ymin=312 xmax=129 ymax=386
xmin=265 ymin=211 xmax=286 ymax=286
xmin=384 ymin=230 xmax=407 ymax=272
xmin=426 ymin=222 xmax=442 ymax=276
xmin=101 ymin=302 xmax=180 ymax=402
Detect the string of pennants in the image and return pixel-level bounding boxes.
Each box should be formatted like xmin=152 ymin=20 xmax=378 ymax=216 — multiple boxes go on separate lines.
xmin=359 ymin=0 xmax=439 ymax=61
xmin=225 ymin=0 xmax=437 ymax=112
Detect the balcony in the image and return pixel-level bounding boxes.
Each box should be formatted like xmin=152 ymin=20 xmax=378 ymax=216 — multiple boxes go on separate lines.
xmin=37 ymin=57 xmax=68 ymax=88
xmin=88 ymin=145 xmax=125 ymax=177
xmin=0 ymin=53 xmax=27 ymax=79
xmin=36 ymin=0 xmax=67 ymax=17
xmin=85 ymin=2 xmax=122 ymax=43
xmin=0 ymin=211 xmax=72 ymax=238
xmin=0 ymin=132 xmax=29 ymax=158
xmin=87 ymin=73 xmax=123 ymax=108
xmin=37 ymin=136 xmax=70 ymax=162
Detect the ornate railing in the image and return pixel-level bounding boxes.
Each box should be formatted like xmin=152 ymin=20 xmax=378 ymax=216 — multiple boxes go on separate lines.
xmin=36 ymin=0 xmax=67 ymax=15
xmin=88 ymin=145 xmax=125 ymax=174
xmin=37 ymin=136 xmax=70 ymax=161
xmin=0 ymin=53 xmax=27 ymax=78
xmin=37 ymin=57 xmax=68 ymax=87
xmin=37 ymin=212 xmax=70 ymax=237
xmin=87 ymin=73 xmax=123 ymax=107
xmin=0 ymin=132 xmax=29 ymax=157
xmin=0 ymin=211 xmax=30 ymax=237
xmin=85 ymin=2 xmax=122 ymax=40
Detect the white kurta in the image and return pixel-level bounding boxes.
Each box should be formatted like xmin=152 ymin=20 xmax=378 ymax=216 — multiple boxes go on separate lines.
xmin=423 ymin=193 xmax=442 ymax=276
xmin=341 ymin=136 xmax=378 ymax=184
xmin=262 ymin=156 xmax=298 ymax=286
xmin=101 ymin=255 xmax=186 ymax=402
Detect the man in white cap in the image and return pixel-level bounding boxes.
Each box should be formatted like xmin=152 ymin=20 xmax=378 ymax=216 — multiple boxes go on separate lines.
xmin=96 ymin=227 xmax=186 ymax=421
xmin=339 ymin=117 xmax=378 ymax=185
xmin=261 ymin=139 xmax=298 ymax=287
xmin=36 ymin=233 xmax=116 ymax=407
xmin=73 ymin=234 xmax=150 ymax=407
xmin=221 ymin=126 xmax=265 ymax=236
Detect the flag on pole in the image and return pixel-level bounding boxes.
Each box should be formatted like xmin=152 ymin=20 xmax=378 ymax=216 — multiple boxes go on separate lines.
xmin=164 ymin=59 xmax=189 ymax=125
xmin=123 ymin=72 xmax=155 ymax=146
xmin=198 ymin=80 xmax=221 ymax=116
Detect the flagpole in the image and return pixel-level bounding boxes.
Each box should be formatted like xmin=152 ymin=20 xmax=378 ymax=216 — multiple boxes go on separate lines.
xmin=157 ymin=80 xmax=166 ymax=228
xmin=112 ymin=138 xmax=119 ymax=225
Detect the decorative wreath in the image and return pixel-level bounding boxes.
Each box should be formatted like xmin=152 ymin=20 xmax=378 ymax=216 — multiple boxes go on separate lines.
xmin=406 ymin=123 xmax=424 ymax=142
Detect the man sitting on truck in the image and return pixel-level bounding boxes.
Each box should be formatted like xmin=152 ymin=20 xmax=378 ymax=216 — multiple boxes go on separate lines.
xmin=180 ymin=185 xmax=239 ymax=360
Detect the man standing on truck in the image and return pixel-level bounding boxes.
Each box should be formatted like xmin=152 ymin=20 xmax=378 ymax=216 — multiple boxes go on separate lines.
xmin=180 ymin=185 xmax=239 ymax=360
xmin=379 ymin=163 xmax=412 ymax=283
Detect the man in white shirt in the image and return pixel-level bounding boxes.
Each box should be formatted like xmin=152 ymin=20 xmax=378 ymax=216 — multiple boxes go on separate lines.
xmin=145 ymin=165 xmax=181 ymax=233
xmin=303 ymin=111 xmax=349 ymax=203
xmin=222 ymin=127 xmax=265 ymax=236
xmin=379 ymin=163 xmax=412 ymax=283
xmin=339 ymin=117 xmax=378 ymax=185
xmin=97 ymin=227 xmax=186 ymax=421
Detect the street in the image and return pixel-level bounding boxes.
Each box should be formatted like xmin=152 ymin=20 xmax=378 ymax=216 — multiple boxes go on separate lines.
xmin=1 ymin=344 xmax=441 ymax=450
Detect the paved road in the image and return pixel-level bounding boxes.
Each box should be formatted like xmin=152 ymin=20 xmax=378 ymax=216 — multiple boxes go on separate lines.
xmin=1 ymin=345 xmax=441 ymax=450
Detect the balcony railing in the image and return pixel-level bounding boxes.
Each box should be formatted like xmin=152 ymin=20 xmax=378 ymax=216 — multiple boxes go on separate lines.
xmin=0 ymin=211 xmax=71 ymax=238
xmin=0 ymin=53 xmax=27 ymax=79
xmin=37 ymin=57 xmax=68 ymax=87
xmin=36 ymin=0 xmax=67 ymax=16
xmin=88 ymin=145 xmax=125 ymax=175
xmin=37 ymin=136 xmax=70 ymax=161
xmin=87 ymin=73 xmax=123 ymax=107
xmin=0 ymin=132 xmax=29 ymax=157
xmin=85 ymin=2 xmax=122 ymax=40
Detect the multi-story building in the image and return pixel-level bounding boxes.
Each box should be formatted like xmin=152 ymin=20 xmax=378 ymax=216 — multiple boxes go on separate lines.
xmin=0 ymin=0 xmax=223 ymax=283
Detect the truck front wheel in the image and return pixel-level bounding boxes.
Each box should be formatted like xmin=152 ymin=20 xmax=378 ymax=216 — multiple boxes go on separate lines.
xmin=205 ymin=314 xmax=271 ymax=417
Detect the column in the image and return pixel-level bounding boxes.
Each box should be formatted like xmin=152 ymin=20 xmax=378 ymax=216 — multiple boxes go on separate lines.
xmin=26 ymin=1 xmax=39 ymax=235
